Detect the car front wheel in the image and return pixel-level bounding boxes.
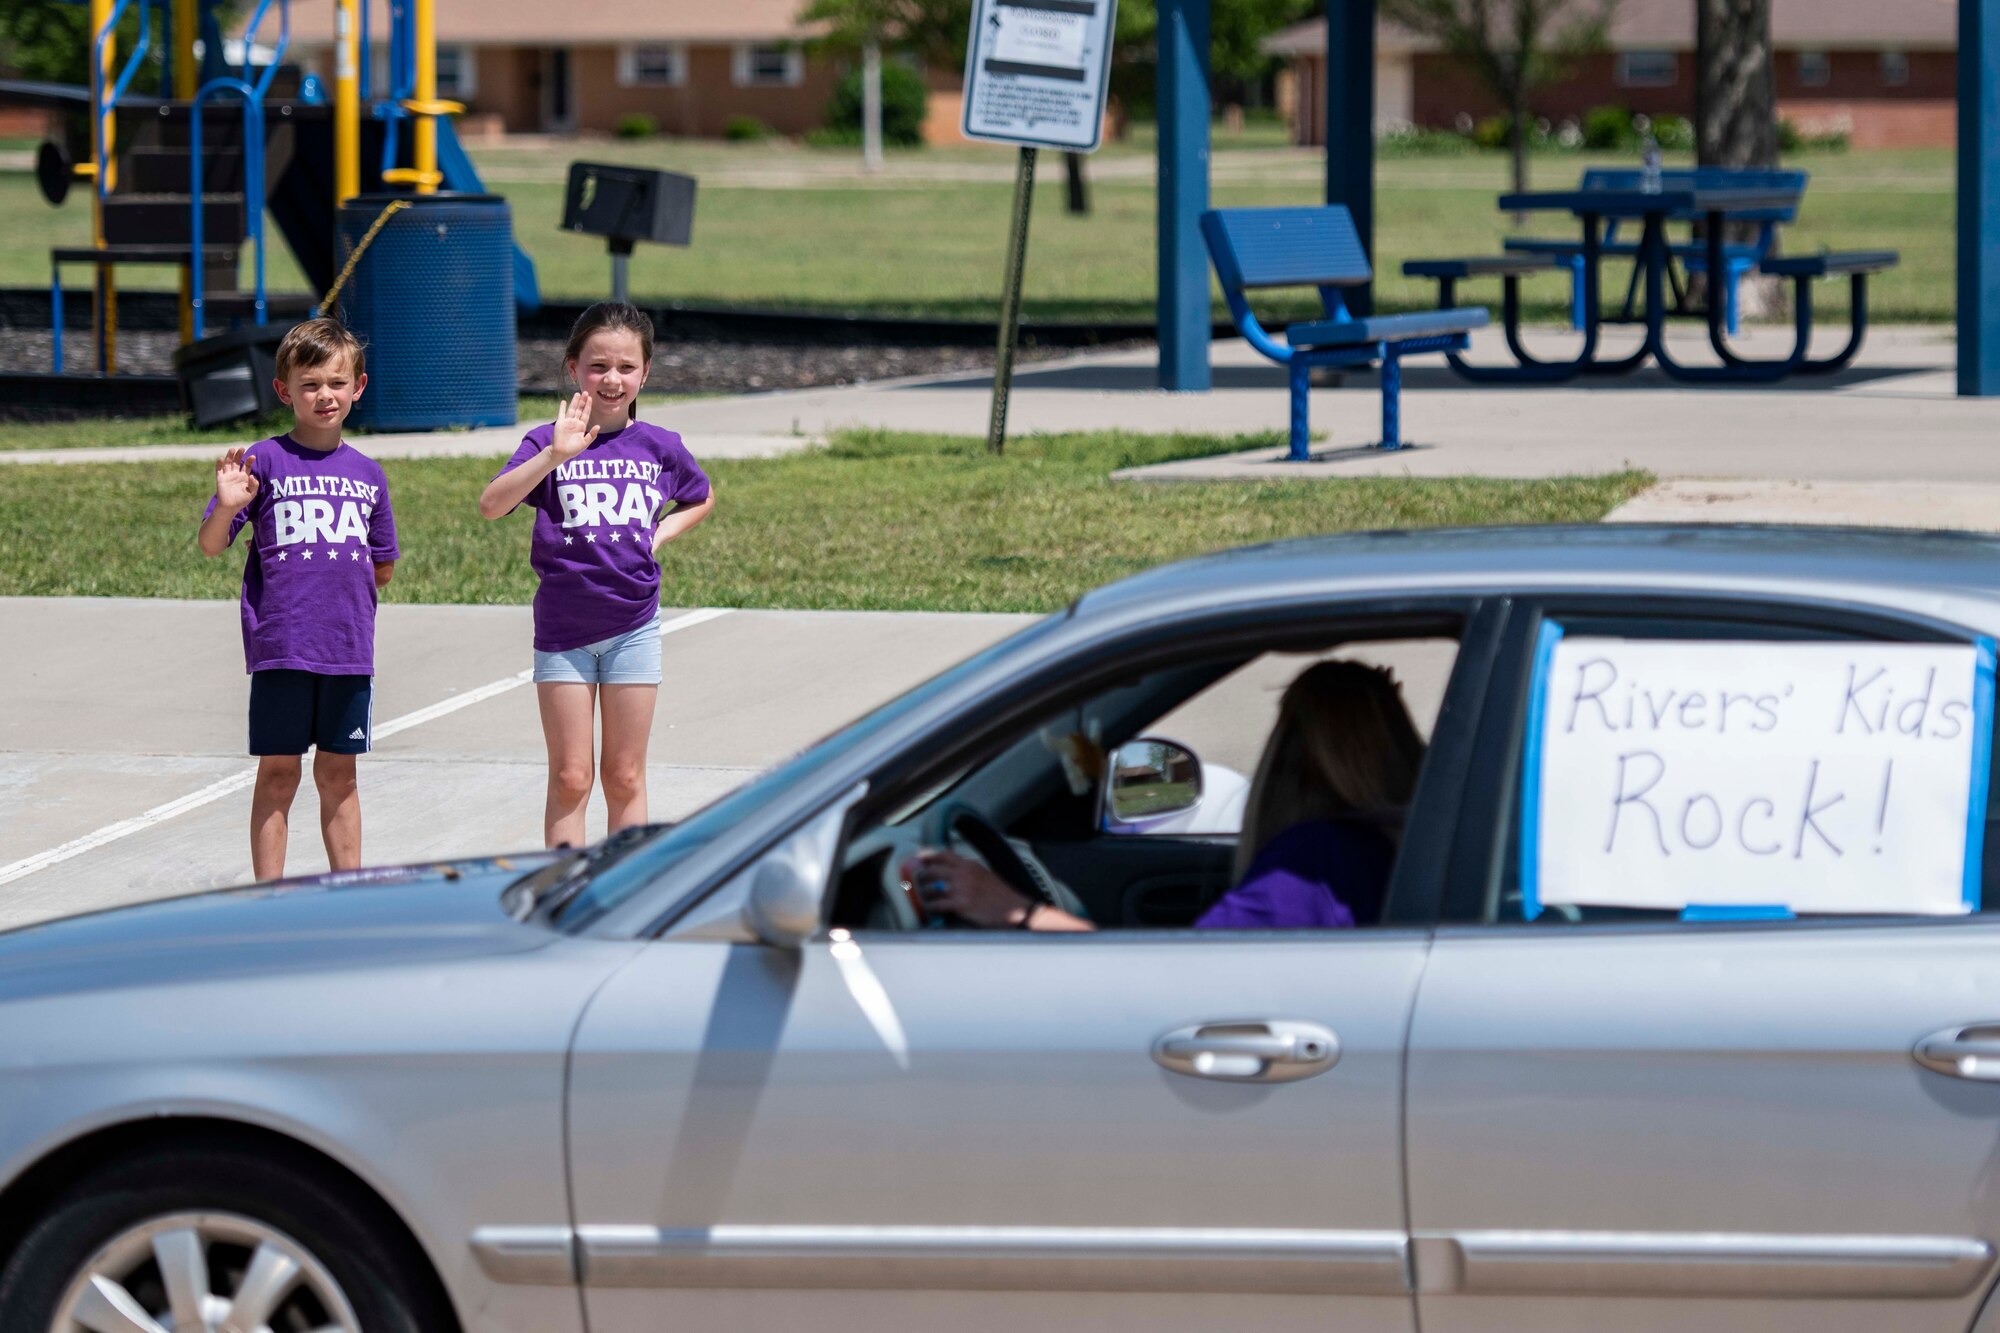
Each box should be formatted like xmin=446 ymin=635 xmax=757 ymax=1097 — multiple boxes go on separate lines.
xmin=0 ymin=1142 xmax=439 ymax=1333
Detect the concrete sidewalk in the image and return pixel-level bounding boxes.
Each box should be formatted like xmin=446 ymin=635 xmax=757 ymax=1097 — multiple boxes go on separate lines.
xmin=644 ymin=324 xmax=1987 ymax=487
xmin=0 ymin=600 xmax=1037 ymax=928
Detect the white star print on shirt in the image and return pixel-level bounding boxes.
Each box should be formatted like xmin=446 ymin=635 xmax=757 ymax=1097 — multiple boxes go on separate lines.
xmin=351 ymin=549 xmax=362 ymax=561
xmin=563 ymin=535 xmax=573 ymax=545
xmin=610 ymin=532 xmax=622 ymax=543
xmin=586 ymin=533 xmax=597 ymax=543
xmin=303 ymin=550 xmax=314 ymax=560
xmin=277 ymin=550 xmax=288 ymax=561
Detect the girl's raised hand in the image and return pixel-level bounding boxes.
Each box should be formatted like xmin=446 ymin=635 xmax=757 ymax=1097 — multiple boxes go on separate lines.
xmin=550 ymin=391 xmax=600 ymax=462
xmin=214 ymin=446 xmax=259 ymax=511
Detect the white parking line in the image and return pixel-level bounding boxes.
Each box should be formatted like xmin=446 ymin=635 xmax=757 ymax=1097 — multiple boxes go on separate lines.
xmin=0 ymin=607 xmax=734 ymax=888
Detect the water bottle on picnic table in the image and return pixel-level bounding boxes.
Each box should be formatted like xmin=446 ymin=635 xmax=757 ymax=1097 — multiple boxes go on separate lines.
xmin=1638 ymin=116 xmax=1663 ymax=194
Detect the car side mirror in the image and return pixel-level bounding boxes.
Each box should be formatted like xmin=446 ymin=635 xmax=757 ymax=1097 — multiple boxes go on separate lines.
xmin=744 ymin=782 xmax=868 ymax=949
xmin=1102 ymin=737 xmax=1203 ymax=830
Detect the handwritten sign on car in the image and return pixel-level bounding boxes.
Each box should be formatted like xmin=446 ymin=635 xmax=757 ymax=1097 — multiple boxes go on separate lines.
xmin=1522 ymin=633 xmax=1996 ymax=918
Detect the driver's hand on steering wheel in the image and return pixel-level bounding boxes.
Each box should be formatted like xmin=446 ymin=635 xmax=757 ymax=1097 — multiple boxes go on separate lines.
xmin=899 ymin=850 xmax=1095 ymax=932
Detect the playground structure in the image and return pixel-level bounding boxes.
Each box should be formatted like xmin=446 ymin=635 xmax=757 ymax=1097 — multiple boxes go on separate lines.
xmin=5 ymin=0 xmax=537 ymax=381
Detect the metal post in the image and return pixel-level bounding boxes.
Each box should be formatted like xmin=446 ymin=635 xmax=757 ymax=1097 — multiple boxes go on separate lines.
xmin=609 ymin=239 xmax=633 ymax=304
xmin=1155 ymin=0 xmax=1210 ymax=390
xmin=90 ymin=0 xmax=116 ymax=373
xmin=174 ymin=0 xmax=197 ymax=344
xmin=986 ymin=145 xmax=1037 ymax=455
xmin=413 ymin=0 xmax=438 ymax=192
xmin=335 ymin=0 xmax=361 ymax=204
xmin=1960 ymin=0 xmax=2000 ymax=396
xmin=862 ymin=41 xmax=884 ymax=173
xmin=1325 ymin=0 xmax=1376 ymax=316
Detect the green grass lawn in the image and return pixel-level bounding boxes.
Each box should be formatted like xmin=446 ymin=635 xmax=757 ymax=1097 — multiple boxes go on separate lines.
xmin=0 ymin=140 xmax=1949 ymax=323
xmin=0 ymin=429 xmax=1649 ymax=611
xmin=0 ymin=395 xmax=708 ymax=451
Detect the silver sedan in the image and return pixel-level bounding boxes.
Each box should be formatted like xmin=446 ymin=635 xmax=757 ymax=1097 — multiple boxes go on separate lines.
xmin=5 ymin=524 xmax=2000 ymax=1333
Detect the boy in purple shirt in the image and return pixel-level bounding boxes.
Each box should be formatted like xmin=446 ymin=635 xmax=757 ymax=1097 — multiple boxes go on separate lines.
xmin=197 ymin=319 xmax=398 ymax=881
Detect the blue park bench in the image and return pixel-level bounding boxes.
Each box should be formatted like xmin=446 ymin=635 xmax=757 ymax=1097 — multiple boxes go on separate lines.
xmin=1504 ymin=166 xmax=1806 ymax=335
xmin=1200 ymin=205 xmax=1488 ymax=458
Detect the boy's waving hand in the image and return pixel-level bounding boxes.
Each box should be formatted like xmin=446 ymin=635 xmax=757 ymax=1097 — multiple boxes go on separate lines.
xmin=215 ymin=446 xmax=260 ymax=512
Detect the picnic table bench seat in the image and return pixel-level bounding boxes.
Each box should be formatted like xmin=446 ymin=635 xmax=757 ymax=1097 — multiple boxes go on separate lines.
xmin=1200 ymin=204 xmax=1487 ymax=457
xmin=1760 ymin=250 xmax=1900 ymax=278
xmin=1740 ymin=249 xmax=1900 ymax=375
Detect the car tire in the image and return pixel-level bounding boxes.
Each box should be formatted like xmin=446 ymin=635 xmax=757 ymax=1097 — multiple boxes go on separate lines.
xmin=0 ymin=1139 xmax=443 ymax=1333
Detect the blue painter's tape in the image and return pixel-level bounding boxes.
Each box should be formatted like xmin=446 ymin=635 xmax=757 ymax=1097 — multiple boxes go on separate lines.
xmin=1964 ymin=637 xmax=1996 ymax=912
xmin=1681 ymin=903 xmax=1796 ymax=923
xmin=1517 ymin=620 xmax=1565 ymax=923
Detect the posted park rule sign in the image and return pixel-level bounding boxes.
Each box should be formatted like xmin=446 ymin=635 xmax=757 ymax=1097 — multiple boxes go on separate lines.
xmin=961 ymin=0 xmax=1118 ymax=152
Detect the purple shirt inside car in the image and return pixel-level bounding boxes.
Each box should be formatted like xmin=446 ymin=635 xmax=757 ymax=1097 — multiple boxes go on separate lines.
xmin=1194 ymin=819 xmax=1394 ymax=930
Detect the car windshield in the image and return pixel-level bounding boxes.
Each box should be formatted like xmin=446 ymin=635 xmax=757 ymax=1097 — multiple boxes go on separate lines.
xmin=552 ymin=611 xmax=1069 ymax=932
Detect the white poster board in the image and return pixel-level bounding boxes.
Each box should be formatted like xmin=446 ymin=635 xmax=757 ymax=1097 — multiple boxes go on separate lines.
xmin=1522 ymin=632 xmax=1996 ymax=918
xmin=961 ymin=0 xmax=1117 ymax=152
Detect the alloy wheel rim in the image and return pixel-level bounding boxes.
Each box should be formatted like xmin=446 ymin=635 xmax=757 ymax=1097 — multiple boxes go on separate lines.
xmin=51 ymin=1210 xmax=361 ymax=1333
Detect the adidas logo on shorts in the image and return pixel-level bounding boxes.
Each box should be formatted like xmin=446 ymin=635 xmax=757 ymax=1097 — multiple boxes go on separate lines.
xmin=349 ymin=727 xmax=367 ymax=740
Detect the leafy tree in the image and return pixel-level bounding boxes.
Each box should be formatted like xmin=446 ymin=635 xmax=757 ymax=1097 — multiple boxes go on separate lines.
xmin=1381 ymin=0 xmax=1616 ymax=194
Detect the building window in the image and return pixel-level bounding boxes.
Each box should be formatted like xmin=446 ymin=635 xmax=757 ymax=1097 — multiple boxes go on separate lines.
xmin=1615 ymin=51 xmax=1677 ymax=89
xmin=618 ymin=43 xmax=686 ymax=87
xmin=732 ymin=43 xmax=804 ymax=88
xmin=1797 ymin=50 xmax=1831 ymax=88
xmin=434 ymin=43 xmax=475 ymax=98
xmin=1880 ymin=50 xmax=1910 ymax=88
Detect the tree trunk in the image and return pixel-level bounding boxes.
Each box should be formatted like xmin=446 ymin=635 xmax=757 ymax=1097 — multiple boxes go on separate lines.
xmin=1695 ymin=0 xmax=1776 ymax=167
xmin=861 ymin=40 xmax=884 ymax=173
xmin=1694 ymin=0 xmax=1781 ymax=318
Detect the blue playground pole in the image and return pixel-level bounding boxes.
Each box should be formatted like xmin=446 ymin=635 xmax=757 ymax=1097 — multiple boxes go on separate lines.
xmin=1155 ymin=0 xmax=1211 ymax=391
xmin=1325 ymin=0 xmax=1375 ymax=316
xmin=1960 ymin=0 xmax=2000 ymax=396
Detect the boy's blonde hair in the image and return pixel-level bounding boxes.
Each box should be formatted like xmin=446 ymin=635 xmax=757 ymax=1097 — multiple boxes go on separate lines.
xmin=275 ymin=317 xmax=365 ymax=380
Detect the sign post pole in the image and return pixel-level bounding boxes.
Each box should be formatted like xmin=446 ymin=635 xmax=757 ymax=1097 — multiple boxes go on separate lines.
xmin=987 ymin=146 xmax=1038 ymax=455
xmin=961 ymin=0 xmax=1116 ymax=456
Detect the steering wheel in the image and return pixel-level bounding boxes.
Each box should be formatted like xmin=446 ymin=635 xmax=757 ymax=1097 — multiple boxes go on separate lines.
xmin=879 ymin=800 xmax=1080 ymax=930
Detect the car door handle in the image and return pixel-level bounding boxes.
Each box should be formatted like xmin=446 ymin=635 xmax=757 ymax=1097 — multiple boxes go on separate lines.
xmin=1152 ymin=1020 xmax=1339 ymax=1083
xmin=1915 ymin=1026 xmax=2000 ymax=1081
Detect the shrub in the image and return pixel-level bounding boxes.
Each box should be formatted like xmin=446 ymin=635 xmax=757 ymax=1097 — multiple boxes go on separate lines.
xmin=1583 ymin=104 xmax=1636 ymax=150
xmin=614 ymin=112 xmax=657 ymax=140
xmin=1472 ymin=114 xmax=1513 ymax=150
xmin=1779 ymin=116 xmax=1850 ymax=152
xmin=825 ymin=60 xmax=928 ymax=147
xmin=1376 ymin=123 xmax=1479 ymax=157
xmin=1652 ymin=114 xmax=1694 ymax=151
xmin=725 ymin=115 xmax=772 ymax=141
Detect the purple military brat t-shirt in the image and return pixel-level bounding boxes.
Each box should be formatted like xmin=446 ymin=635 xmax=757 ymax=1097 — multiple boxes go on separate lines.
xmin=203 ymin=435 xmax=399 ymax=675
xmin=497 ymin=420 xmax=711 ymax=653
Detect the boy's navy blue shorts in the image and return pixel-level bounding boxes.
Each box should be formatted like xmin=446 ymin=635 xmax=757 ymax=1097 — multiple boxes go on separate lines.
xmin=248 ymin=670 xmax=373 ymax=756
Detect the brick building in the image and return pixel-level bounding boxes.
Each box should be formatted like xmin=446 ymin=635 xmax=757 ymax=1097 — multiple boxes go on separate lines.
xmin=1267 ymin=0 xmax=1958 ymax=150
xmin=257 ymin=0 xmax=970 ymax=142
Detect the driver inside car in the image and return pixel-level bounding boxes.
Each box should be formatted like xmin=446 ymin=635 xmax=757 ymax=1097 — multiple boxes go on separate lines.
xmin=901 ymin=661 xmax=1425 ymax=931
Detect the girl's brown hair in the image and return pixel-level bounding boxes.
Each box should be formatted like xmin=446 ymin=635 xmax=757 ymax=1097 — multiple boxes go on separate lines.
xmin=1232 ymin=660 xmax=1426 ymax=883
xmin=564 ymin=302 xmax=655 ymax=420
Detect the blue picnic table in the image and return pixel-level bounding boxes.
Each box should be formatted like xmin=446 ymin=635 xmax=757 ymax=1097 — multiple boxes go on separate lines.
xmin=1405 ymin=183 xmax=1897 ymax=384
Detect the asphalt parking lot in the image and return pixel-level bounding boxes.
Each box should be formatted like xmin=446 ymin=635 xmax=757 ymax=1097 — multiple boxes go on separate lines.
xmin=0 ymin=598 xmax=1039 ymax=930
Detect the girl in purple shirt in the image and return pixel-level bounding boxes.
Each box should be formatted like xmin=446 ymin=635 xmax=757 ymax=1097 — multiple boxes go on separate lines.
xmin=479 ymin=303 xmax=715 ymax=848
xmin=907 ymin=660 xmax=1424 ymax=931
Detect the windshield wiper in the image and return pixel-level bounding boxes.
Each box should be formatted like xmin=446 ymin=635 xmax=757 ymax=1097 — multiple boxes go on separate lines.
xmin=501 ymin=822 xmax=668 ymax=922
